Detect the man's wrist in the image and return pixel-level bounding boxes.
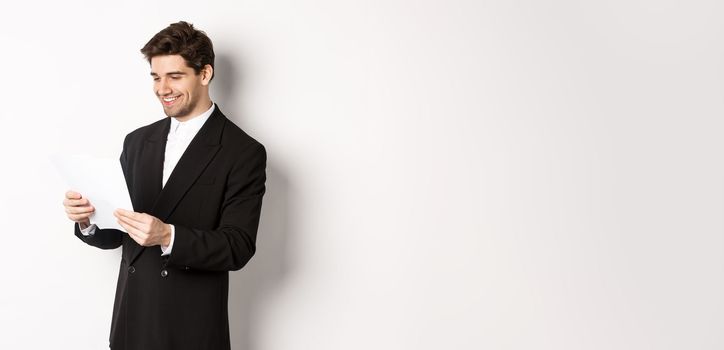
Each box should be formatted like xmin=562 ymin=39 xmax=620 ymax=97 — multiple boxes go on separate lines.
xmin=78 ymin=220 xmax=90 ymax=230
xmin=164 ymin=224 xmax=172 ymax=246
xmin=160 ymin=224 xmax=175 ymax=256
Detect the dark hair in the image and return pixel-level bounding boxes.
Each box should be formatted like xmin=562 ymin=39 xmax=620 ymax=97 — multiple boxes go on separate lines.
xmin=140 ymin=21 xmax=215 ymax=80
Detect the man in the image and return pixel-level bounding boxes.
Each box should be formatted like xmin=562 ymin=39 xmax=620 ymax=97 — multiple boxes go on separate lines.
xmin=62 ymin=21 xmax=266 ymax=350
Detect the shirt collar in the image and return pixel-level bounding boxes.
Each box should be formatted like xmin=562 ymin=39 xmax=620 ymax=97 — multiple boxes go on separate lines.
xmin=169 ymin=102 xmax=216 ymax=136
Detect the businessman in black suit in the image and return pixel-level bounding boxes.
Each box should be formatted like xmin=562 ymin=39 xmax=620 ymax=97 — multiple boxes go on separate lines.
xmin=62 ymin=21 xmax=265 ymax=350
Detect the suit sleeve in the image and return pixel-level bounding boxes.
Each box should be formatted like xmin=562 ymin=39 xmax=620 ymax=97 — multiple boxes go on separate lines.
xmin=74 ymin=223 xmax=123 ymax=249
xmin=166 ymin=143 xmax=267 ymax=272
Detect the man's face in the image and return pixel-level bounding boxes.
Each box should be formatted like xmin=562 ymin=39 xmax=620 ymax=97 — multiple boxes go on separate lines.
xmin=150 ymin=55 xmax=211 ymax=120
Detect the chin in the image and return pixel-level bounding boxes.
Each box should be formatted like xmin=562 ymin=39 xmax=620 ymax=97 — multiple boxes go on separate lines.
xmin=164 ymin=106 xmax=189 ymax=119
xmin=162 ymin=108 xmax=176 ymax=118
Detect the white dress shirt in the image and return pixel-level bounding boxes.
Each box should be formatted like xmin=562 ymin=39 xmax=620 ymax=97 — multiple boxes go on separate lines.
xmin=80 ymin=103 xmax=216 ymax=256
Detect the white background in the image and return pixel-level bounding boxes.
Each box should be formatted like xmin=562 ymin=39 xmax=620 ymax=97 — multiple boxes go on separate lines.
xmin=0 ymin=1 xmax=722 ymax=349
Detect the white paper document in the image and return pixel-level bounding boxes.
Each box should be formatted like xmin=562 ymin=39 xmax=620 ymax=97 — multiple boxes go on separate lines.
xmin=51 ymin=154 xmax=133 ymax=232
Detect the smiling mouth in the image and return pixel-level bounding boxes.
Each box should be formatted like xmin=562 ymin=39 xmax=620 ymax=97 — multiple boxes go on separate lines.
xmin=161 ymin=95 xmax=180 ymax=106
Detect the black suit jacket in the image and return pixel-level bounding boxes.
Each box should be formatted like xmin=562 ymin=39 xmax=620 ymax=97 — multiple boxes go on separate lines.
xmin=75 ymin=106 xmax=266 ymax=350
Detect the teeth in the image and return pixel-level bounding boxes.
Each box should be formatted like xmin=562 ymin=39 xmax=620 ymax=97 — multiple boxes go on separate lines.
xmin=163 ymin=96 xmax=178 ymax=102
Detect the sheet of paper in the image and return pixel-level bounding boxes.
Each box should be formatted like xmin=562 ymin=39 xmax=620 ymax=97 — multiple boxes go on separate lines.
xmin=51 ymin=154 xmax=133 ymax=232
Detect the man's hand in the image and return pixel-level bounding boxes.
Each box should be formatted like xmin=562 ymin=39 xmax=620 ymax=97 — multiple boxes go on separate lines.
xmin=63 ymin=191 xmax=95 ymax=228
xmin=114 ymin=209 xmax=172 ymax=247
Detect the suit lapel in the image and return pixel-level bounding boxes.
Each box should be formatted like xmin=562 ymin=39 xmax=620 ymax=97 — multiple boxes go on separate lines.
xmin=127 ymin=108 xmax=225 ymax=265
xmin=151 ymin=108 xmax=224 ymax=222
xmin=126 ymin=117 xmax=169 ymax=264
xmin=137 ymin=122 xmax=168 ymax=212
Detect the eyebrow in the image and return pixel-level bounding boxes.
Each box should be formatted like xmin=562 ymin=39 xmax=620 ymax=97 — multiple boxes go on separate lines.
xmin=150 ymin=71 xmax=188 ymax=77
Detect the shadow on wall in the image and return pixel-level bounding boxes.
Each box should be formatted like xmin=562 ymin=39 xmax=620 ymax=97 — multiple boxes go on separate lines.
xmin=212 ymin=54 xmax=243 ymax=116
xmin=229 ymin=164 xmax=291 ymax=350
xmin=214 ymin=53 xmax=293 ymax=350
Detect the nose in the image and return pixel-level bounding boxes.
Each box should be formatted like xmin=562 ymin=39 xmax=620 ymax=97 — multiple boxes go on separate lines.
xmin=156 ymin=78 xmax=172 ymax=96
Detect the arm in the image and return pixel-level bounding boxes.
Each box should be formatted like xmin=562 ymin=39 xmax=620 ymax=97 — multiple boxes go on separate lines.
xmin=168 ymin=143 xmax=266 ymax=271
xmin=73 ymin=223 xmax=123 ymax=250
xmin=64 ymin=191 xmax=123 ymax=250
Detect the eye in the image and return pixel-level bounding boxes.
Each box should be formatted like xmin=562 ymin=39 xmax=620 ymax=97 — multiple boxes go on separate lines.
xmin=170 ymin=75 xmax=182 ymax=80
xmin=152 ymin=77 xmax=160 ymax=82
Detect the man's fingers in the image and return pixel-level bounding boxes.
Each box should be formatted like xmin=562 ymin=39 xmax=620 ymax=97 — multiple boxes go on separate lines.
xmin=69 ymin=213 xmax=93 ymax=221
xmin=114 ymin=209 xmax=150 ymax=225
xmin=64 ymin=198 xmax=89 ymax=207
xmin=118 ymin=220 xmax=136 ymax=236
xmin=118 ymin=220 xmax=149 ymax=246
xmin=64 ymin=191 xmax=94 ymax=224
xmin=65 ymin=191 xmax=82 ymax=199
xmin=66 ymin=206 xmax=95 ymax=215
xmin=115 ymin=213 xmax=148 ymax=232
xmin=115 ymin=209 xmax=142 ymax=220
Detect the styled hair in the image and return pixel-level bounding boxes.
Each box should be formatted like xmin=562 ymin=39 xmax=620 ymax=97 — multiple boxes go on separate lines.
xmin=140 ymin=21 xmax=215 ymax=80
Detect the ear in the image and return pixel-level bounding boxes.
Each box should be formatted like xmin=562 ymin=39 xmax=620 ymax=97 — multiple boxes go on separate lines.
xmin=200 ymin=64 xmax=214 ymax=86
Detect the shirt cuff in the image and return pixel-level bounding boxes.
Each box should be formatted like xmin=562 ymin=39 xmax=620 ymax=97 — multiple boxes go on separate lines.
xmin=161 ymin=224 xmax=175 ymax=256
xmin=79 ymin=223 xmax=97 ymax=236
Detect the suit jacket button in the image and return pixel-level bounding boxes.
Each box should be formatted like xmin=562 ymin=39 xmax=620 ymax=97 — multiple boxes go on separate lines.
xmin=128 ymin=266 xmax=135 ymax=274
xmin=161 ymin=269 xmax=168 ymax=277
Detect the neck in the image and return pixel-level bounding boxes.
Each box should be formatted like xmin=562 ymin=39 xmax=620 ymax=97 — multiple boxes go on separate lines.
xmin=173 ymin=99 xmax=213 ymax=123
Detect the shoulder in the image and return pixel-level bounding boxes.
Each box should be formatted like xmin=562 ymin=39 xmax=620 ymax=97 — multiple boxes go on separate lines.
xmin=122 ymin=118 xmax=168 ymax=147
xmin=125 ymin=118 xmax=166 ymax=139
xmin=216 ymin=114 xmax=266 ymax=173
xmin=219 ymin=113 xmax=266 ymax=156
